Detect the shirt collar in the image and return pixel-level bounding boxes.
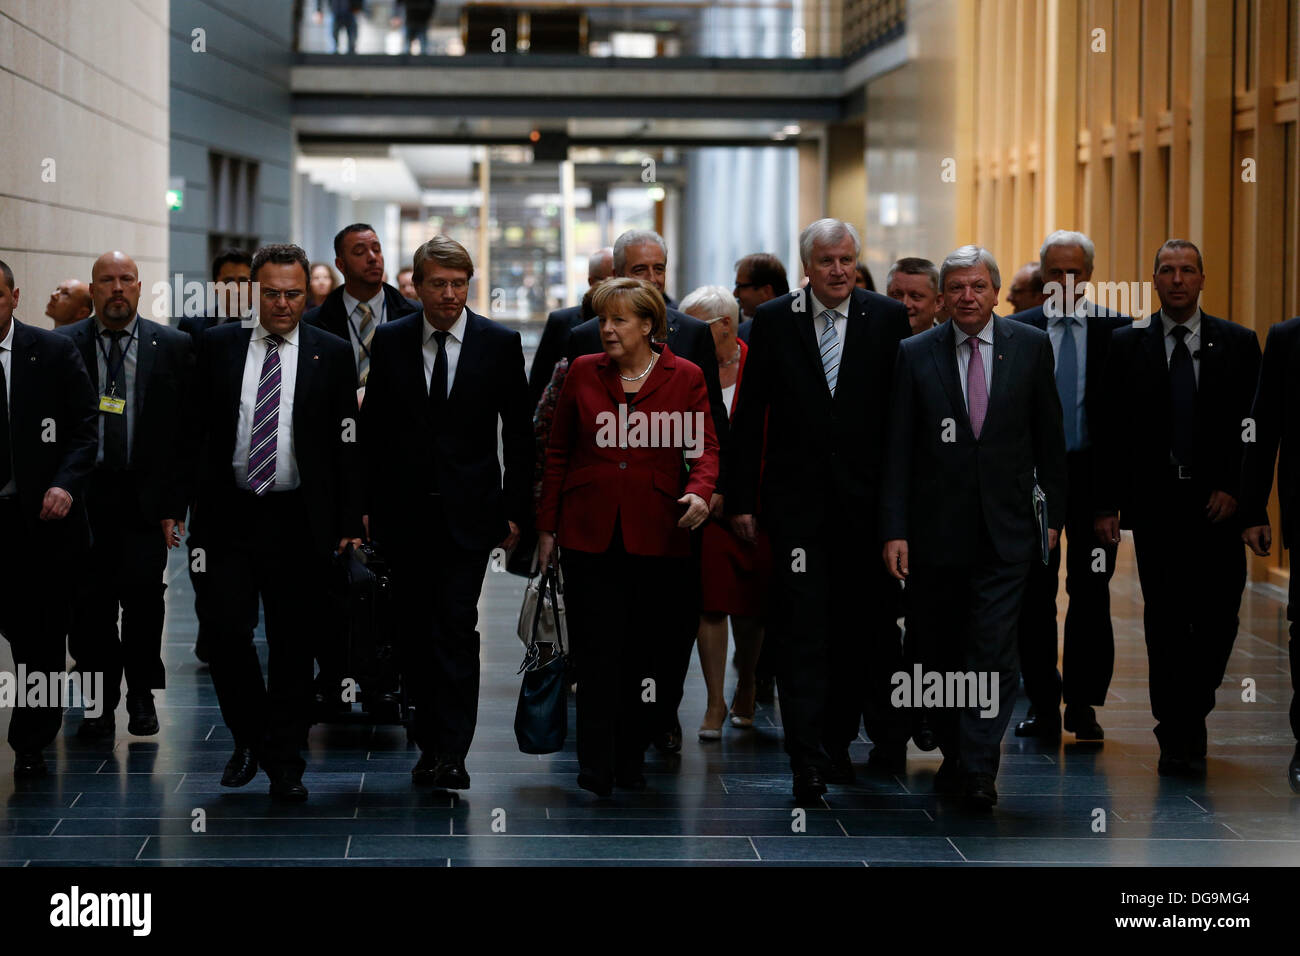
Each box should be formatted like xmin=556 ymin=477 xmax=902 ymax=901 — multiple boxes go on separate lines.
xmin=809 ymin=291 xmax=850 ymax=320
xmin=342 ymin=287 xmax=385 ymax=321
xmin=1160 ymin=308 xmax=1201 ymax=339
xmin=253 ymin=321 xmax=300 ymax=346
xmin=953 ymin=319 xmax=995 ymax=347
xmin=1044 ymin=297 xmax=1092 ymax=323
xmin=424 ymin=308 xmax=468 ymax=344
xmin=94 ymin=314 xmax=139 ymax=337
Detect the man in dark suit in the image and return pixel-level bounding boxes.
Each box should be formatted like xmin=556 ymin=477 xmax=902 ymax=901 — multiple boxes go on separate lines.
xmin=187 ymin=243 xmax=364 ymax=801
xmin=1010 ymin=230 xmax=1130 ymax=742
xmin=59 ymin=251 xmax=194 ymax=741
xmin=0 ymin=259 xmax=98 ymax=777
xmin=881 ymin=245 xmax=1067 ymax=809
xmin=528 ymin=247 xmax=613 ymax=407
xmin=565 ymin=229 xmax=728 ymax=754
xmin=734 ymin=252 xmax=789 ymax=345
xmin=1241 ymin=315 xmax=1300 ymax=793
xmin=303 ymin=222 xmax=421 ymax=390
xmin=177 ymin=248 xmax=254 ymax=666
xmin=728 ymin=218 xmax=911 ymax=804
xmin=360 ymin=235 xmax=532 ymax=791
xmin=1095 ymin=239 xmax=1260 ymax=777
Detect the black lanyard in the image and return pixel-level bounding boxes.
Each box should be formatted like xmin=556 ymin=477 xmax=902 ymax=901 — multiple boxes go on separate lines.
xmin=345 ymin=296 xmax=386 ymax=360
xmin=95 ymin=324 xmax=137 ymax=395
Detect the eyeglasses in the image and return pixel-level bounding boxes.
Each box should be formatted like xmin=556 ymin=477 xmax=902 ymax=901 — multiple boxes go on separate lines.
xmin=425 ymin=279 xmax=469 ymax=291
xmin=260 ymin=289 xmax=305 ymax=302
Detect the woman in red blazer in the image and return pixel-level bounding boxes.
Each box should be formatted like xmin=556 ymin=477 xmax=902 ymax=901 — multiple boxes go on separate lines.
xmin=537 ymin=278 xmax=719 ymax=796
xmin=680 ymin=287 xmax=773 ymax=742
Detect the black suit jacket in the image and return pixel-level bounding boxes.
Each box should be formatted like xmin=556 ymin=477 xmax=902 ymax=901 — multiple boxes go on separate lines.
xmin=728 ymin=287 xmax=910 ymax=541
xmin=566 ymin=307 xmax=729 ymax=469
xmin=1009 ymin=302 xmax=1130 ymax=447
xmin=303 ymin=283 xmax=421 ymax=369
xmin=186 ymin=321 xmax=364 ymax=556
xmin=1096 ymin=311 xmax=1261 ymax=528
xmin=1242 ymin=317 xmax=1300 ymax=544
xmin=528 ymin=304 xmax=586 ymax=408
xmin=737 ymin=318 xmax=752 ymax=344
xmin=360 ymin=309 xmax=533 ymax=552
xmin=881 ymin=315 xmax=1067 ymax=566
xmin=5 ymin=320 xmax=98 ymax=552
xmin=178 ymin=313 xmax=243 ymax=344
xmin=59 ymin=316 xmax=194 ymax=521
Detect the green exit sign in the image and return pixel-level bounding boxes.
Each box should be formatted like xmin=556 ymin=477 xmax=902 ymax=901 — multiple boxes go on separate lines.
xmin=165 ymin=188 xmax=183 ymax=211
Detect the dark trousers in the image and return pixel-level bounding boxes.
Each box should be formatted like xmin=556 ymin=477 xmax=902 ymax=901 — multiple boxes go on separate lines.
xmin=68 ymin=469 xmax=167 ymax=714
xmin=1287 ymin=557 xmax=1300 ymax=742
xmin=1018 ymin=448 xmax=1117 ymax=712
xmin=768 ymin=532 xmax=906 ymax=774
xmin=653 ymin=542 xmax=700 ymax=736
xmin=906 ymin=522 xmax=1030 ymax=778
xmin=390 ymin=500 xmax=490 ymax=758
xmin=206 ymin=490 xmax=320 ymax=775
xmin=0 ymin=500 xmax=70 ymax=753
xmin=561 ymin=540 xmax=664 ymax=778
xmin=1132 ymin=483 xmax=1246 ymax=758
xmin=332 ymin=10 xmax=358 ymax=52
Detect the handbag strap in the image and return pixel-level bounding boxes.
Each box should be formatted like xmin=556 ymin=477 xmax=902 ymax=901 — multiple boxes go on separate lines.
xmin=544 ymin=566 xmax=565 ymax=656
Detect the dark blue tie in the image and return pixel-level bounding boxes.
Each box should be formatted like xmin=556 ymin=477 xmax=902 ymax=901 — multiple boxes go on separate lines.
xmin=1055 ymin=317 xmax=1079 ymax=452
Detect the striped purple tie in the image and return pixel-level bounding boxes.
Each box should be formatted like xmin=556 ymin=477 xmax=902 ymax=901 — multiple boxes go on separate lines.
xmin=967 ymin=337 xmax=988 ymax=438
xmin=247 ymin=333 xmax=283 ymax=496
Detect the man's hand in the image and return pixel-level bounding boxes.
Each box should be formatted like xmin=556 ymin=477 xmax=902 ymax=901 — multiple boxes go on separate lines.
xmin=1094 ymin=515 xmax=1120 ymax=546
xmin=1206 ymin=490 xmax=1238 ymax=523
xmin=1243 ymin=524 xmax=1272 ymax=557
xmin=678 ymin=494 xmax=709 ymax=530
xmin=537 ymin=531 xmax=557 ymax=570
xmin=499 ymin=520 xmax=521 ymax=552
xmin=708 ymin=493 xmax=724 ymax=520
xmin=883 ymin=539 xmax=909 ymax=581
xmin=337 ymin=536 xmax=363 ymax=554
xmin=162 ymin=519 xmax=186 ymax=550
xmin=1047 ymin=528 xmax=1060 ymax=551
xmin=39 ymin=487 xmax=72 ymax=520
xmin=729 ymin=514 xmax=757 ymax=544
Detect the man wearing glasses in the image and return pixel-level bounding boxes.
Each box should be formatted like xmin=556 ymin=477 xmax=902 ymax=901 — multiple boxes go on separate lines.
xmin=360 ymin=235 xmax=533 ymax=792
xmin=733 ymin=253 xmax=789 ymax=344
xmin=185 ymin=243 xmax=364 ymax=802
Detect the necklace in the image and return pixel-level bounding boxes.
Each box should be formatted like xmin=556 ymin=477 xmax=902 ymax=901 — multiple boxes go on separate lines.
xmin=619 ymin=352 xmax=657 ymax=382
xmin=720 ymin=345 xmax=740 ymax=368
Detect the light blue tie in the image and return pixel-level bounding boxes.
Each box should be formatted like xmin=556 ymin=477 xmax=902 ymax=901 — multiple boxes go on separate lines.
xmin=818 ymin=309 xmax=840 ymax=397
xmin=1056 ymin=316 xmax=1079 ymax=451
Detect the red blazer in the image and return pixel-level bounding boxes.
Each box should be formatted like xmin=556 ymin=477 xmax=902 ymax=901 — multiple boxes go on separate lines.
xmin=537 ymin=344 xmax=719 ymax=557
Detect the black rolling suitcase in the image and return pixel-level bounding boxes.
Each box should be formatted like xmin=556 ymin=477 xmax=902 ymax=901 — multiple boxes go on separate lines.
xmin=336 ymin=542 xmax=409 ymax=728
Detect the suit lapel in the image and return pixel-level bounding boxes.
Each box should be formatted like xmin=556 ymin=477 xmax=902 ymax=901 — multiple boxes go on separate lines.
xmin=928 ymin=320 xmax=970 ymax=432
xmin=1195 ymin=314 xmax=1223 ymax=410
xmin=448 ymin=310 xmax=479 ymax=405
xmin=9 ymin=322 xmax=35 ymax=435
xmin=631 ymin=346 xmax=673 ymax=405
xmin=834 ymin=291 xmax=866 ymax=405
xmin=227 ymin=326 xmax=254 ymax=436
xmin=793 ymin=288 xmax=829 ymax=394
xmin=981 ymin=316 xmax=1016 ymax=431
xmin=135 ymin=317 xmax=156 ymax=421
xmin=293 ymin=324 xmax=320 ymax=437
xmin=594 ymin=354 xmax=627 ymax=409
xmin=1142 ymin=315 xmax=1170 ymax=392
xmin=73 ymin=320 xmax=98 ymax=390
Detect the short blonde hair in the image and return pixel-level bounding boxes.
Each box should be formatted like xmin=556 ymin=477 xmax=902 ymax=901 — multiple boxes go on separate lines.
xmin=592 ymin=277 xmax=667 ymax=342
xmin=412 ymin=235 xmax=474 ymax=284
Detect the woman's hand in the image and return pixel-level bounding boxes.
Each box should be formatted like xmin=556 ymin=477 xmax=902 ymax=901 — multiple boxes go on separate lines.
xmin=537 ymin=531 xmax=558 ymax=570
xmin=677 ymin=493 xmax=709 ymax=530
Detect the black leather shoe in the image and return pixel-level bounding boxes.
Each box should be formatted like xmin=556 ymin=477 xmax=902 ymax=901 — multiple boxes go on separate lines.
xmin=933 ymin=759 xmax=964 ymax=794
xmin=1015 ymin=708 xmax=1062 ymax=738
xmin=965 ymin=772 xmax=998 ymax=809
xmin=1288 ymin=746 xmax=1300 ymax=795
xmin=126 ymin=693 xmax=159 ymax=736
xmin=220 ymin=746 xmax=259 ymax=788
xmin=866 ymin=743 xmax=907 ymax=776
xmin=77 ymin=714 xmax=116 ymax=742
xmin=755 ymin=675 xmax=775 ymax=705
xmin=1063 ymin=705 xmax=1103 ymax=741
xmin=826 ymin=750 xmax=856 ymax=784
xmin=653 ymin=718 xmax=683 ymax=754
xmin=577 ymin=767 xmax=613 ymax=797
xmin=14 ymin=751 xmax=47 ymax=779
xmin=792 ymin=767 xmax=827 ymax=805
xmin=269 ymin=770 xmax=309 ymax=803
xmin=615 ymin=769 xmax=647 ymax=791
xmin=431 ymin=756 xmax=470 ymax=790
xmin=912 ymin=716 xmax=938 ymax=752
xmin=411 ymin=752 xmax=439 ymax=785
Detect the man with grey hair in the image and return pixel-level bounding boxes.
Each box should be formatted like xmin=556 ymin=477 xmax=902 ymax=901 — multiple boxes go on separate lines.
xmin=729 ymin=218 xmax=912 ymax=804
xmin=566 ymin=229 xmax=728 ymax=755
xmin=886 ymin=257 xmax=942 ymax=336
xmin=1009 ymin=230 xmax=1130 ymax=744
xmin=882 ymin=244 xmax=1067 ymax=809
xmin=528 ymin=247 xmax=614 ymax=406
xmin=1006 ymin=263 xmax=1047 ymax=315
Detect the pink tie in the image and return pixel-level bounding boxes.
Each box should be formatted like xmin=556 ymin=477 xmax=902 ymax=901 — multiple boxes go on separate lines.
xmin=967 ymin=337 xmax=988 ymax=438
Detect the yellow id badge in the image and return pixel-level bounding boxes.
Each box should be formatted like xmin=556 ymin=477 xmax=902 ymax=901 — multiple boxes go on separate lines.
xmin=99 ymin=394 xmax=126 ymax=415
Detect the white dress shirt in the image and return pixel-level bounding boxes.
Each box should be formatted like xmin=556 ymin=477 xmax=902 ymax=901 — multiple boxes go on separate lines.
xmin=341 ymin=287 xmax=387 ymax=371
xmin=953 ymin=320 xmax=995 ymax=409
xmin=0 ymin=320 xmax=15 ymax=496
xmin=233 ymin=322 xmax=300 ymax=490
xmin=92 ymin=315 xmax=139 ymax=466
xmin=1160 ymin=309 xmax=1202 ymax=385
xmin=808 ymin=291 xmax=849 ymax=345
xmin=423 ymin=308 xmax=468 ymax=398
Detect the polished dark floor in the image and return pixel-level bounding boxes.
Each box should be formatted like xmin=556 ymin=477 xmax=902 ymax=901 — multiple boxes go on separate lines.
xmin=1 ymin=537 xmax=1297 ymax=867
